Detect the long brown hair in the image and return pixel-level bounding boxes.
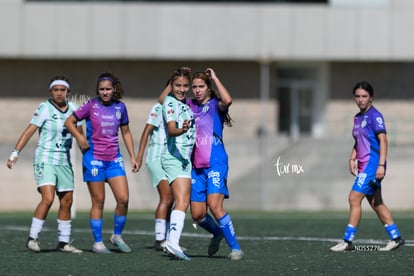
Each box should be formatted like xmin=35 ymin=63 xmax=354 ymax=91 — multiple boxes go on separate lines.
xmin=192 ymin=71 xmax=233 ymax=127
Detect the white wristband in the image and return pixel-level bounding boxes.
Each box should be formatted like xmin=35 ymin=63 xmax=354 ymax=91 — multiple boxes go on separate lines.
xmin=9 ymin=150 xmax=19 ymax=161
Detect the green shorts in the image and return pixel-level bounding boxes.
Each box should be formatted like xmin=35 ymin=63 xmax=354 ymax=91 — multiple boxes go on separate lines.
xmin=33 ymin=163 xmax=74 ymax=192
xmin=146 ymin=159 xmax=168 ymax=188
xmin=161 ymin=154 xmax=192 ymax=184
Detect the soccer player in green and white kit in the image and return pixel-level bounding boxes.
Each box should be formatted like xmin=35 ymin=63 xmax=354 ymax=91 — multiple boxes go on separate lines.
xmin=161 ymin=68 xmax=195 ymax=261
xmin=7 ymin=76 xmax=83 ymax=253
xmin=136 ymin=101 xmax=173 ymax=251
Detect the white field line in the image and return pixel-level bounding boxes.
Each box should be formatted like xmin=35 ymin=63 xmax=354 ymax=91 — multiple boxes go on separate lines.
xmin=1 ymin=225 xmax=413 ymax=246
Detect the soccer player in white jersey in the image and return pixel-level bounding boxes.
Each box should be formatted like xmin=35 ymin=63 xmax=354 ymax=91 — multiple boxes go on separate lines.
xmin=159 ymin=67 xmax=195 ymax=261
xmin=136 ymin=101 xmax=173 ymax=251
xmin=7 ymin=76 xmax=83 ymax=253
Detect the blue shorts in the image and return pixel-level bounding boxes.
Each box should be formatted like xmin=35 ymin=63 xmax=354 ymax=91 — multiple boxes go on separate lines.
xmin=191 ymin=163 xmax=229 ymax=202
xmin=351 ymin=164 xmax=382 ymax=196
xmin=82 ymin=150 xmax=126 ymax=182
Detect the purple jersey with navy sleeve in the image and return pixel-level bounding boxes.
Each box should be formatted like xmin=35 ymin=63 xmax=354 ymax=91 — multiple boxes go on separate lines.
xmin=73 ymin=97 xmax=129 ymax=161
xmin=188 ymin=98 xmax=228 ymax=168
xmin=352 ymin=106 xmax=386 ymax=172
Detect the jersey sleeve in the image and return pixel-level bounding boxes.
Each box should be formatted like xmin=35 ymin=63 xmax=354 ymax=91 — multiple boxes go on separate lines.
xmin=163 ymin=96 xmax=178 ymax=124
xmin=120 ymin=102 xmax=129 ymax=126
xmin=73 ymin=99 xmax=91 ymax=121
xmin=146 ymin=104 xmax=162 ymax=127
xmin=68 ymin=101 xmax=82 ymax=127
xmin=371 ymin=111 xmax=386 ymax=134
xmin=30 ymin=102 xmax=48 ymax=127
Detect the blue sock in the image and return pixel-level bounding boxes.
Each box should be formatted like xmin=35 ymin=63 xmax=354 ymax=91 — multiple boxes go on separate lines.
xmin=218 ymin=213 xmax=240 ymax=250
xmin=114 ymin=214 xmax=127 ymax=235
xmin=342 ymin=224 xmax=357 ymax=242
xmin=90 ymin=219 xmax=103 ymax=242
xmin=384 ymin=224 xmax=401 ymax=240
xmin=198 ymin=214 xmax=222 ymax=236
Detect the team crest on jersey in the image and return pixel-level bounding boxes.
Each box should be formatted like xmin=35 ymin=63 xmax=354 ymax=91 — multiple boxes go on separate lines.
xmin=167 ymin=109 xmax=174 ymax=114
xmin=361 ymin=120 xmax=367 ymax=128
xmin=116 ymin=110 xmax=122 ymax=120
xmin=150 ymin=112 xmax=158 ymax=118
xmin=202 ymin=105 xmax=209 ymax=113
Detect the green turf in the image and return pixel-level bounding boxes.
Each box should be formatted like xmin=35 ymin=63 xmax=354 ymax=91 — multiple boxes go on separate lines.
xmin=1 ymin=211 xmax=413 ymax=275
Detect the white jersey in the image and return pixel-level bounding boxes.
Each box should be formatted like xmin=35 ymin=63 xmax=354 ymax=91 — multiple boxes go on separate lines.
xmin=30 ymin=100 xmax=78 ymax=166
xmin=145 ymin=103 xmax=166 ymax=162
xmin=162 ymin=95 xmax=196 ymax=160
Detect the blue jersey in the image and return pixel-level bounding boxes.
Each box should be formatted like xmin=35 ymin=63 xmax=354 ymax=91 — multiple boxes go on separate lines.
xmin=73 ymin=97 xmax=129 ymax=161
xmin=352 ymin=106 xmax=386 ymax=172
xmin=187 ymin=98 xmax=228 ymax=168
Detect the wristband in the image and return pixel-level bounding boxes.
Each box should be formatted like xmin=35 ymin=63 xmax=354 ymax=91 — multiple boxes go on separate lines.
xmin=378 ymin=164 xmax=385 ymax=166
xmin=9 ymin=149 xmax=19 ymax=161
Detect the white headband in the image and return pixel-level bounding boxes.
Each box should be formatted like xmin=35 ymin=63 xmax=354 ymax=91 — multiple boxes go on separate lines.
xmin=49 ymin=80 xmax=70 ymax=90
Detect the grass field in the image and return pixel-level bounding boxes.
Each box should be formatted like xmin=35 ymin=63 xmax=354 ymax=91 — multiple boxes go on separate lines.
xmin=1 ymin=211 xmax=414 ymax=276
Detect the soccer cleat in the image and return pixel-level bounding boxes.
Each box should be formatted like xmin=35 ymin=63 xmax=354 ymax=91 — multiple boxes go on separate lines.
xmin=166 ymin=242 xmax=191 ymax=261
xmin=26 ymin=237 xmax=40 ymax=252
xmin=378 ymin=238 xmax=404 ymax=251
xmin=57 ymin=242 xmax=83 ymax=253
xmin=92 ymin=242 xmax=111 ymax=254
xmin=110 ymin=234 xmax=132 ymax=253
xmin=330 ymin=240 xmax=354 ymax=252
xmin=228 ymin=249 xmax=244 ymax=260
xmin=154 ymin=240 xmax=166 ymax=251
xmin=208 ymin=234 xmax=224 ymax=256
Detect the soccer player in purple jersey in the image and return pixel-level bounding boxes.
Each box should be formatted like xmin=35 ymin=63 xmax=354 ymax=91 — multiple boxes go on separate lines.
xmin=65 ymin=72 xmax=139 ymax=253
xmin=188 ymin=68 xmax=244 ymax=260
xmin=330 ymin=81 xmax=404 ymax=252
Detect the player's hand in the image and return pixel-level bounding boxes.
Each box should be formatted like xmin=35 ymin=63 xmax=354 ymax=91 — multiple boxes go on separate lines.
xmin=7 ymin=150 xmax=19 ymax=169
xmin=182 ymin=120 xmax=190 ymax=133
xmin=205 ymin=68 xmax=217 ymax=80
xmin=77 ymin=138 xmax=90 ymax=152
xmin=349 ymin=159 xmax=357 ymax=176
xmin=376 ymin=165 xmax=385 ymax=180
xmin=131 ymin=159 xmax=139 ymax=173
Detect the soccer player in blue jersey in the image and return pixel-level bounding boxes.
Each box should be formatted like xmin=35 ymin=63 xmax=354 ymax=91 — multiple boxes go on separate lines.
xmin=65 ymin=72 xmax=139 ymax=253
xmin=330 ymin=81 xmax=404 ymax=252
xmin=7 ymin=76 xmax=83 ymax=253
xmin=136 ymin=101 xmax=173 ymax=251
xmin=160 ymin=67 xmax=195 ymax=261
xmin=188 ymin=68 xmax=244 ymax=260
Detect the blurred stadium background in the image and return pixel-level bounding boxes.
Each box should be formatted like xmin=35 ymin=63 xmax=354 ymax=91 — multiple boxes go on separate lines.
xmin=1 ymin=0 xmax=414 ymax=212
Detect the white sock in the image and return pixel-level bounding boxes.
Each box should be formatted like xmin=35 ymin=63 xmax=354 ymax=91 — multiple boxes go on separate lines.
xmin=155 ymin=219 xmax=166 ymax=241
xmin=168 ymin=210 xmax=185 ymax=247
xmin=29 ymin=217 xmax=45 ymax=239
xmin=57 ymin=219 xmax=71 ymax=243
